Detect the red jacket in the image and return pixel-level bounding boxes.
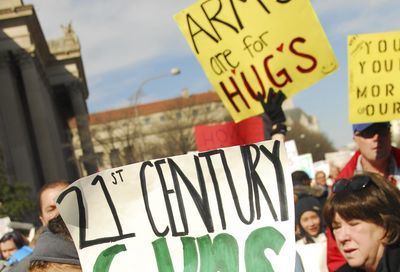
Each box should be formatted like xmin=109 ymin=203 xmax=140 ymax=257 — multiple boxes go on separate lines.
xmin=327 ymin=147 xmax=400 ymax=272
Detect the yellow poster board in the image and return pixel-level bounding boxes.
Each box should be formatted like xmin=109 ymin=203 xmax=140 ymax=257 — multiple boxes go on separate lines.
xmin=348 ymin=31 xmax=400 ymax=123
xmin=175 ymin=0 xmax=338 ymax=122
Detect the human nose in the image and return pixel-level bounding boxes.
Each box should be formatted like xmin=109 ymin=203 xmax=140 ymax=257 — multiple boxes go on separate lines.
xmin=310 ymin=219 xmax=318 ymax=227
xmin=335 ymin=227 xmax=350 ymax=243
xmin=3 ymin=251 xmax=11 ymax=259
xmin=370 ymin=132 xmax=380 ymax=141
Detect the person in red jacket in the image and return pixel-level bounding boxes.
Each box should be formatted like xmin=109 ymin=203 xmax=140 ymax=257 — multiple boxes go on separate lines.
xmin=327 ymin=121 xmax=400 ymax=271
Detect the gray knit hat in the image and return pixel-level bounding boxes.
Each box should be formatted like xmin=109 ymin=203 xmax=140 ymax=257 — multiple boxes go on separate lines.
xmin=295 ymin=196 xmax=321 ymax=225
xmin=29 ymin=228 xmax=80 ymax=265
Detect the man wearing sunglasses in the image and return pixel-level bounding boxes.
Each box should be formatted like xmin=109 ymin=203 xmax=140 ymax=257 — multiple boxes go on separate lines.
xmin=327 ymin=121 xmax=400 ymax=272
xmin=341 ymin=122 xmax=400 ymax=183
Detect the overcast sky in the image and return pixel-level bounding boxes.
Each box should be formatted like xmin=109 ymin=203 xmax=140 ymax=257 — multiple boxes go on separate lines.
xmin=24 ymin=0 xmax=400 ymax=148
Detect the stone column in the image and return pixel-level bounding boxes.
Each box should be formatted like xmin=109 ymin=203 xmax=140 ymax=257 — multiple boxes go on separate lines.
xmin=17 ymin=50 xmax=72 ymax=184
xmin=68 ymin=81 xmax=97 ymax=175
xmin=0 ymin=51 xmax=43 ymax=190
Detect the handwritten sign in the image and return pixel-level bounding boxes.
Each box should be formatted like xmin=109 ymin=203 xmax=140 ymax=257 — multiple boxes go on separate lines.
xmin=296 ymin=242 xmax=328 ymax=272
xmin=348 ymin=31 xmax=400 ymax=123
xmin=292 ymin=153 xmax=315 ymax=180
xmin=195 ymin=116 xmax=264 ymax=151
xmin=174 ymin=0 xmax=338 ymax=122
xmin=0 ymin=217 xmax=11 ymax=238
xmin=57 ymin=140 xmax=295 ymax=271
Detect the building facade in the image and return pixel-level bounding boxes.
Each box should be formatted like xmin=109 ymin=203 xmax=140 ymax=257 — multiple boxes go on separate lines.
xmin=0 ymin=0 xmax=96 ymax=193
xmin=71 ymin=90 xmax=320 ymax=175
xmin=71 ymin=91 xmax=231 ymax=174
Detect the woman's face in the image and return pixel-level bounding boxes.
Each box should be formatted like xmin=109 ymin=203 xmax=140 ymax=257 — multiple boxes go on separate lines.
xmin=333 ymin=213 xmax=386 ymax=271
xmin=0 ymin=239 xmax=17 ymax=260
xmin=300 ymin=210 xmax=320 ymax=237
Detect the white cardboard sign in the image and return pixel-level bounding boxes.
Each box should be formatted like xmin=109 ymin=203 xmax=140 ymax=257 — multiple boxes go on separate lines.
xmin=57 ymin=140 xmax=295 ymax=271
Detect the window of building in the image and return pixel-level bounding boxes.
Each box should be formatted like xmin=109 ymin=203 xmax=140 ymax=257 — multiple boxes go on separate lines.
xmin=96 ymin=152 xmax=104 ymax=168
xmin=110 ymin=148 xmax=122 ymax=167
xmin=142 ymin=117 xmax=151 ymax=125
xmin=78 ymin=156 xmax=85 ymax=176
xmin=124 ymin=146 xmax=135 ymax=164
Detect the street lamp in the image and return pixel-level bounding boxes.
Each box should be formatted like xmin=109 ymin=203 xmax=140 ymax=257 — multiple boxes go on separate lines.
xmin=126 ymin=67 xmax=181 ymax=162
xmin=170 ymin=68 xmax=181 ymax=76
xmin=129 ymin=67 xmax=181 ymax=104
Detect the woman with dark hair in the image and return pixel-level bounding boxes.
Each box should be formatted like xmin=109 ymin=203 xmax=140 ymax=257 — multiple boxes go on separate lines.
xmin=295 ymin=196 xmax=325 ymax=244
xmin=295 ymin=196 xmax=328 ymax=271
xmin=323 ymin=173 xmax=400 ymax=272
xmin=0 ymin=231 xmax=28 ymax=260
xmin=0 ymin=230 xmax=31 ymax=271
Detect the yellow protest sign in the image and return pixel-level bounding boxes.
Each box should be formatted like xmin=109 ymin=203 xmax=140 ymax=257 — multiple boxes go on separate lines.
xmin=174 ymin=0 xmax=338 ymax=122
xmin=348 ymin=31 xmax=400 ymax=123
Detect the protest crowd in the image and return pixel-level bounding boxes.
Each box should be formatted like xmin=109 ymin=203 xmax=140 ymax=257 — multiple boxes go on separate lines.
xmin=0 ymin=86 xmax=399 ymax=272
xmin=1 ymin=0 xmax=400 ymax=272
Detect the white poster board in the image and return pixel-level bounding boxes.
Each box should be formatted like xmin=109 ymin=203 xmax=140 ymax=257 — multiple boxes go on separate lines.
xmin=313 ymin=160 xmax=330 ymax=178
xmin=291 ymin=153 xmax=315 ymax=179
xmin=57 ymin=140 xmax=295 ymax=271
xmin=284 ymin=140 xmax=299 ymax=173
xmin=296 ymin=242 xmax=328 ymax=272
xmin=0 ymin=217 xmax=11 ymax=238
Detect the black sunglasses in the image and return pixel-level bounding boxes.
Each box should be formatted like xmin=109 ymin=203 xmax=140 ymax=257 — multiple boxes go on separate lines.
xmin=355 ymin=124 xmax=391 ymax=139
xmin=332 ymin=175 xmax=371 ymax=193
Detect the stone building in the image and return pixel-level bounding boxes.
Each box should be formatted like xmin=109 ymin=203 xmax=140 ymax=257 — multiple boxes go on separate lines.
xmin=0 ymin=0 xmax=96 ymax=193
xmin=71 ymin=90 xmax=320 ymax=175
xmin=71 ymin=91 xmax=230 ymax=174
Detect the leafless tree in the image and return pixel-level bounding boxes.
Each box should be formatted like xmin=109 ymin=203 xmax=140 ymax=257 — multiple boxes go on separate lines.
xmin=90 ymin=116 xmax=143 ymax=167
xmin=154 ymin=96 xmax=229 ymax=157
xmin=286 ymin=122 xmax=336 ymax=161
xmin=89 ymin=93 xmax=231 ymax=167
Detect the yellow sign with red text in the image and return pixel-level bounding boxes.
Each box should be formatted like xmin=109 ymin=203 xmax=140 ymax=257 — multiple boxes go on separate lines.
xmin=175 ymin=0 xmax=338 ymax=122
xmin=348 ymin=31 xmax=400 ymax=123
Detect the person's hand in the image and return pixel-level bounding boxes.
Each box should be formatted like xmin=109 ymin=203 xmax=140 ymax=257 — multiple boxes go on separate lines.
xmin=258 ymin=87 xmax=287 ymax=125
xmin=258 ymin=88 xmax=287 ymax=138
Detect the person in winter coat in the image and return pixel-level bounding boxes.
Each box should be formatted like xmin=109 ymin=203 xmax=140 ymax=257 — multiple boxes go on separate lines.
xmin=295 ymin=196 xmax=325 ymax=245
xmin=324 ymin=173 xmax=400 ymax=272
xmin=327 ymin=122 xmax=400 ymax=271
xmin=295 ymin=196 xmax=328 ymax=272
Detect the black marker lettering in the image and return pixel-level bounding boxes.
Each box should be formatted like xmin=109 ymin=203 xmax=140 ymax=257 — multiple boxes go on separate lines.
xmin=140 ymin=161 xmax=169 ymax=237
xmin=155 ymin=159 xmax=186 ymax=237
xmin=260 ymin=141 xmax=288 ymax=221
xmin=200 ymin=149 xmax=253 ymax=225
xmin=201 ymin=0 xmax=239 ymax=40
xmin=168 ymin=157 xmax=214 ymax=234
xmin=198 ymin=150 xmax=227 ymax=230
xmin=57 ymin=182 xmax=135 ymax=249
xmin=241 ymin=144 xmax=276 ymax=221
xmin=92 ymin=176 xmax=124 ymax=236
xmin=186 ymin=13 xmax=219 ymax=54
